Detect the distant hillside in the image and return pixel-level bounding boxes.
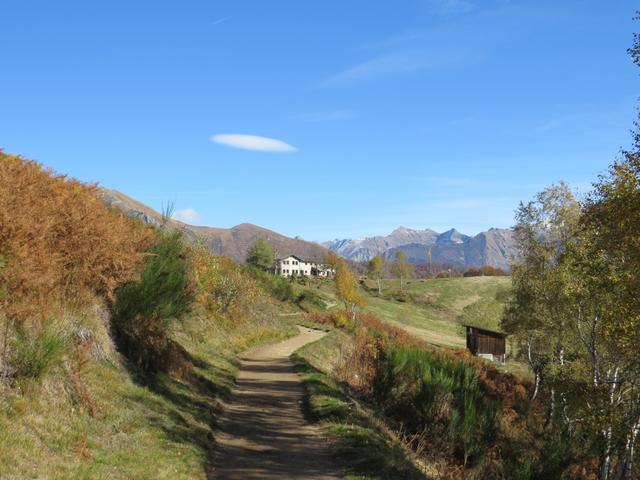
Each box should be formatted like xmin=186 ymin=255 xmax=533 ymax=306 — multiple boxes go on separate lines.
xmin=324 ymin=227 xmax=516 ymax=271
xmin=100 ymin=188 xmax=329 ymax=263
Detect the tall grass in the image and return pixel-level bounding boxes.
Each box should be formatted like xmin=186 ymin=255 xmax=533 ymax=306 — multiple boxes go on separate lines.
xmin=0 ymin=152 xmax=152 ymax=386
xmin=12 ymin=325 xmax=67 ymax=380
xmin=376 ymin=347 xmax=498 ymax=466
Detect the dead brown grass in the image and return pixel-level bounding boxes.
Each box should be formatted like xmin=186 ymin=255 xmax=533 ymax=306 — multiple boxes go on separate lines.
xmin=0 ymin=151 xmax=152 ymax=326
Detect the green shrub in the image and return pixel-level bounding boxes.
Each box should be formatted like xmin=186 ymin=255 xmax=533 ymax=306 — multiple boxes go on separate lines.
xmin=112 ymin=231 xmax=192 ymax=372
xmin=12 ymin=326 xmax=66 ymax=380
xmin=296 ymin=289 xmax=326 ymax=312
xmin=114 ymin=231 xmax=191 ymax=327
xmin=375 ymin=346 xmax=498 ymax=466
xmin=501 ymin=420 xmax=577 ymax=480
xmin=248 ymin=267 xmax=298 ymax=303
xmin=384 ymin=290 xmax=414 ymax=303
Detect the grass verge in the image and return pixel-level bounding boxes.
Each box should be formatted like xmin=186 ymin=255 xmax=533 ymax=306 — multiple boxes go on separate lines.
xmin=292 ymin=331 xmax=427 ymax=480
xmin=0 ymin=314 xmax=296 ymax=480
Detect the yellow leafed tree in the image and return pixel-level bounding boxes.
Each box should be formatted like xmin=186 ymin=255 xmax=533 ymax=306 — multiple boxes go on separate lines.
xmin=334 ymin=259 xmax=366 ymax=318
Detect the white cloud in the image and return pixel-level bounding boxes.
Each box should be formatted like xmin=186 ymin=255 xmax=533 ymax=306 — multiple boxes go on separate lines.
xmin=211 ymin=134 xmax=298 ymax=152
xmin=173 ymin=208 xmax=201 ymax=224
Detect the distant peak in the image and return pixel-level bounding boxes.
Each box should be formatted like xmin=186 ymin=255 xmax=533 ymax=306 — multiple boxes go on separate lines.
xmin=437 ymin=228 xmax=469 ymax=244
xmin=391 ymin=226 xmax=419 ymax=236
xmin=232 ymin=222 xmax=259 ymax=229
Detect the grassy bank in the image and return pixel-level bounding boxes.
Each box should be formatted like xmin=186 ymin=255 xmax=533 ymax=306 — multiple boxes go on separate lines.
xmin=362 ymin=276 xmax=510 ymax=346
xmin=0 ymin=309 xmax=295 ymax=480
xmin=0 ymin=152 xmax=298 ymax=479
xmin=301 ymin=310 xmax=549 ymax=478
xmin=309 ymin=276 xmax=531 ymax=377
xmin=312 ymin=276 xmax=509 ymax=348
xmin=293 ymin=330 xmax=426 ymax=480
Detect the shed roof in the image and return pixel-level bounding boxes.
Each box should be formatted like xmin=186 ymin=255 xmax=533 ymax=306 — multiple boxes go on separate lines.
xmin=463 ymin=325 xmax=507 ymax=338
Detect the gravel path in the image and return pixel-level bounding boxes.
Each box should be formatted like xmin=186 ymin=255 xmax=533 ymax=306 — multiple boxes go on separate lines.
xmin=212 ymin=326 xmax=342 ymax=479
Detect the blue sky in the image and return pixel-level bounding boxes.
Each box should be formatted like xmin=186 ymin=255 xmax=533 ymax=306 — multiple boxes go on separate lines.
xmin=1 ymin=0 xmax=637 ymax=241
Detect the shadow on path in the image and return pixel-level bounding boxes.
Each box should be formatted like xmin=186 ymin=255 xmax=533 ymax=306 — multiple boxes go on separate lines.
xmin=212 ymin=327 xmax=343 ymax=480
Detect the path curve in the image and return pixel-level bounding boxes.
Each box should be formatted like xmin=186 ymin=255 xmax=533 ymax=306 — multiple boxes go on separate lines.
xmin=212 ymin=326 xmax=342 ymax=480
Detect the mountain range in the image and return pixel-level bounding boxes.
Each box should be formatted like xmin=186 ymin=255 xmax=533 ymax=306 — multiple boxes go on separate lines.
xmin=323 ymin=227 xmax=516 ymax=271
xmin=100 ymin=189 xmax=516 ymax=270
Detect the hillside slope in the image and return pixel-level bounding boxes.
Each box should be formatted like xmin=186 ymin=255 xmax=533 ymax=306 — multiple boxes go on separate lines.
xmin=0 ymin=153 xmax=298 ymax=479
xmin=100 ymin=188 xmax=329 ymax=263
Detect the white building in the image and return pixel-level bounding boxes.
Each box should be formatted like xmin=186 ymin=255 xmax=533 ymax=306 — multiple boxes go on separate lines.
xmin=274 ymin=255 xmax=334 ymax=278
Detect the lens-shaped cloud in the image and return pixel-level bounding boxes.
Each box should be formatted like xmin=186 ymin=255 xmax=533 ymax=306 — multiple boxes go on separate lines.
xmin=211 ymin=134 xmax=298 ymax=152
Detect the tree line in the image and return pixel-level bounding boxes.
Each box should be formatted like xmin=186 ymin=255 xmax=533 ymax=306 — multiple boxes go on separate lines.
xmin=500 ymin=29 xmax=640 ymax=479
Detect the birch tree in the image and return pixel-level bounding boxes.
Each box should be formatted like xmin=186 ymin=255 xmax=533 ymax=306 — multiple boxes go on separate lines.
xmin=367 ymin=256 xmax=384 ymax=295
xmin=392 ymin=250 xmax=413 ymax=293
xmin=502 ymin=183 xmax=580 ymax=402
xmin=569 ymin=150 xmax=640 ymax=480
xmin=335 ymin=260 xmax=366 ymax=318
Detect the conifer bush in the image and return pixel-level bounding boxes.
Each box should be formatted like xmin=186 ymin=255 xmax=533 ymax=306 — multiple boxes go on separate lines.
xmin=112 ymin=231 xmax=192 ymax=372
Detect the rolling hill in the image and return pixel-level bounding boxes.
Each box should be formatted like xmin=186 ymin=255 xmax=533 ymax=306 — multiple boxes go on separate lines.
xmin=100 ymin=188 xmax=329 ymax=263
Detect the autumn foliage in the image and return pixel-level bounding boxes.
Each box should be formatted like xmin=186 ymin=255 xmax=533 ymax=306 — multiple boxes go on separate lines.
xmin=189 ymin=242 xmax=260 ymax=321
xmin=333 ymin=258 xmax=366 ymax=316
xmin=0 ymin=151 xmax=287 ymax=381
xmin=0 ymin=151 xmax=152 ymax=325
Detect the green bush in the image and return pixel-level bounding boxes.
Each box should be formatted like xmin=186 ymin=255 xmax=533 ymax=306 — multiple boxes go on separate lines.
xmin=500 ymin=418 xmax=578 ymax=480
xmin=114 ymin=231 xmax=191 ymax=327
xmin=12 ymin=326 xmax=66 ymax=380
xmin=374 ymin=346 xmax=498 ymax=466
xmin=296 ymin=288 xmax=326 ymax=312
xmin=383 ymin=290 xmax=414 ymax=303
xmin=248 ymin=267 xmax=298 ymax=303
xmin=112 ymin=231 xmax=192 ymax=372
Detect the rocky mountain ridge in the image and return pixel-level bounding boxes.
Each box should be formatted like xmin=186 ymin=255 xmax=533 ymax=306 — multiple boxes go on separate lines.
xmin=324 ymin=227 xmax=516 ymax=271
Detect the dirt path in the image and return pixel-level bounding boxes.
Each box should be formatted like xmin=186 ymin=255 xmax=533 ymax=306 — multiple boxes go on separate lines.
xmin=212 ymin=326 xmax=342 ymax=480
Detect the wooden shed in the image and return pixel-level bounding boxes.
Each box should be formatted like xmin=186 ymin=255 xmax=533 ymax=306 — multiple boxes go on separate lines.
xmin=464 ymin=325 xmax=506 ymax=363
